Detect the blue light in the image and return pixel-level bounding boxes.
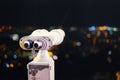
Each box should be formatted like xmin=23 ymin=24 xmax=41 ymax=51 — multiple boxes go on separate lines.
xmin=5 ymin=62 xmax=9 ymax=68
xmin=109 ymin=31 xmax=113 ymax=35
xmin=89 ymin=26 xmax=96 ymax=31
xmin=13 ymin=54 xmax=17 ymax=59
xmin=31 ymin=50 xmax=36 ymax=54
xmin=28 ymin=56 xmax=33 ymax=60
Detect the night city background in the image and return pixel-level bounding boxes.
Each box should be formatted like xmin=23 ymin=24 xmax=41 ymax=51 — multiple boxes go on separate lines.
xmin=0 ymin=0 xmax=120 ymax=80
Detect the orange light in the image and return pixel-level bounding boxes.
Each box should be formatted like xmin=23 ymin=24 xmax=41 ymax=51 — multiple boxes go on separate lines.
xmin=73 ymin=41 xmax=77 ymax=46
xmin=93 ymin=38 xmax=96 ymax=45
xmin=48 ymin=51 xmax=54 ymax=57
xmin=25 ymin=26 xmax=33 ymax=30
xmin=10 ymin=63 xmax=14 ymax=68
xmin=104 ymin=31 xmax=108 ymax=38
xmin=97 ymin=26 xmax=107 ymax=31
xmin=8 ymin=26 xmax=12 ymax=30
xmin=116 ymin=71 xmax=120 ymax=80
xmin=0 ymin=29 xmax=2 ymax=32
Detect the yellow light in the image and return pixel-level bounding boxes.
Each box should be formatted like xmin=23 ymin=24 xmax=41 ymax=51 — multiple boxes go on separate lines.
xmin=48 ymin=51 xmax=54 ymax=57
xmin=113 ymin=27 xmax=118 ymax=31
xmin=0 ymin=29 xmax=2 ymax=32
xmin=106 ymin=39 xmax=110 ymax=43
xmin=86 ymin=33 xmax=91 ymax=38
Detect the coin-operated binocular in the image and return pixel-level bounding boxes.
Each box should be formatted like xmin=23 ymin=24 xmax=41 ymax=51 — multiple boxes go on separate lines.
xmin=19 ymin=29 xmax=65 ymax=80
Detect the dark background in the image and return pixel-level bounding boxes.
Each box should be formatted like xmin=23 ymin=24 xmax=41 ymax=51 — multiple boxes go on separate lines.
xmin=0 ymin=0 xmax=120 ymax=80
xmin=0 ymin=0 xmax=120 ymax=26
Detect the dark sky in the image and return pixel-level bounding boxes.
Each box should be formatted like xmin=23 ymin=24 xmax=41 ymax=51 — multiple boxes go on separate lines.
xmin=0 ymin=0 xmax=120 ymax=26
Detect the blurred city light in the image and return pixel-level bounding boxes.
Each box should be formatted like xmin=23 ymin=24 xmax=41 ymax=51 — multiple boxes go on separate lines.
xmin=5 ymin=62 xmax=9 ymax=68
xmin=52 ymin=55 xmax=58 ymax=60
xmin=10 ymin=34 xmax=19 ymax=41
xmin=88 ymin=26 xmax=96 ymax=31
xmin=0 ymin=25 xmax=120 ymax=80
xmin=1 ymin=25 xmax=5 ymax=31
xmin=48 ymin=51 xmax=54 ymax=57
xmin=13 ymin=54 xmax=18 ymax=59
